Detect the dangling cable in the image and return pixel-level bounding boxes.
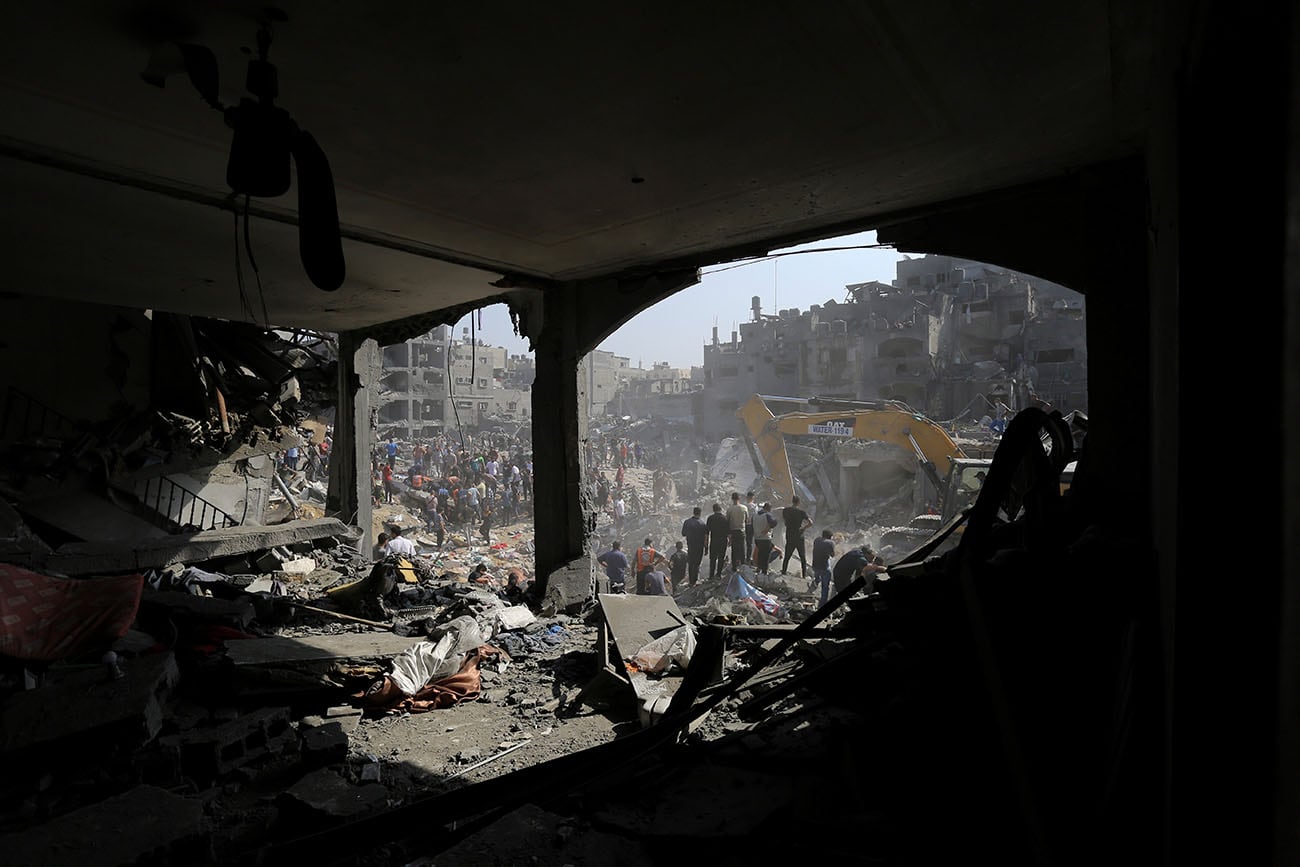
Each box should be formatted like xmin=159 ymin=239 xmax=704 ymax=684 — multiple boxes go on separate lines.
xmin=234 ymin=207 xmax=256 ymax=323
xmin=244 ymin=195 xmax=271 ymax=327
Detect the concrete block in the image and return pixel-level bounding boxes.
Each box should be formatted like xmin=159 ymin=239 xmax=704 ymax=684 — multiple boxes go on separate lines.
xmin=1 ymin=652 xmax=178 ymax=755
xmin=279 ymin=557 xmax=318 ymax=575
xmin=541 ymin=556 xmax=594 ymax=614
xmin=254 ymin=549 xmax=287 ymax=573
xmin=160 ymin=707 xmax=296 ymax=785
xmin=0 ymin=784 xmax=209 ymax=867
xmin=298 ymin=716 xmax=353 ymax=765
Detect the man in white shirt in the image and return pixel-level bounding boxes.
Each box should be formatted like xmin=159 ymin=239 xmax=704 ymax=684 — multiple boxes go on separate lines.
xmin=384 ymin=527 xmax=417 ymax=557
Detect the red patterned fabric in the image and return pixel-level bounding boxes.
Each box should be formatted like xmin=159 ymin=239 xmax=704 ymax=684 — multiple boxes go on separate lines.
xmin=0 ymin=565 xmax=143 ymax=661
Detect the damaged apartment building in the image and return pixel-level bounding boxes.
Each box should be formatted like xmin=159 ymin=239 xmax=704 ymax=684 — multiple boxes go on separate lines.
xmin=693 ymin=254 xmax=1088 ymax=441
xmin=0 ymin=298 xmax=337 ymax=569
xmin=377 ymin=324 xmax=535 ymax=439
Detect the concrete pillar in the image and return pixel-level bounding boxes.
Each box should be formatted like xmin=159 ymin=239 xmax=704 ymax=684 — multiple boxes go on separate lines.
xmin=1164 ymin=5 xmax=1290 ymax=864
xmin=327 ymin=331 xmax=381 ymax=554
xmin=530 ymin=269 xmax=699 ymax=593
xmin=531 ymin=288 xmax=590 ymax=584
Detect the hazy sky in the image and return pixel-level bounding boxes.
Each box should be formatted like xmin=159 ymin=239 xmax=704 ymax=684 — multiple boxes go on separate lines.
xmin=453 ymin=231 xmax=904 ymax=369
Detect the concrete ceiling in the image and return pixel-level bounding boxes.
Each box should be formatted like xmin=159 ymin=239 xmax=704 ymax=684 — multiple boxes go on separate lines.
xmin=0 ymin=1 xmax=1154 ymax=332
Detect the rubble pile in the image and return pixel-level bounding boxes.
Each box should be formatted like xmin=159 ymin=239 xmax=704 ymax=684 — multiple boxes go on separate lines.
xmin=0 ymin=320 xmax=339 ymax=571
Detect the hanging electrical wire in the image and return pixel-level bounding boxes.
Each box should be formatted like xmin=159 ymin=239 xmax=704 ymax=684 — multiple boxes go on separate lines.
xmin=233 ymin=208 xmax=257 ymax=324
xmin=243 ymin=194 xmax=271 ymax=327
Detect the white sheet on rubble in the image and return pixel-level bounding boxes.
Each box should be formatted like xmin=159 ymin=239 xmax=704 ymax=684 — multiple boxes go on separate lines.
xmin=495 ymin=605 xmax=537 ymax=632
xmin=387 ymin=615 xmax=484 ymax=695
xmin=631 ymin=624 xmax=697 ymax=674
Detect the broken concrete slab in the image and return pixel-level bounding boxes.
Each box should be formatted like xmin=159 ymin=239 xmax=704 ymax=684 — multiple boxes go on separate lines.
xmin=432 ymin=803 xmax=654 ymax=867
xmin=594 ymin=766 xmax=794 ymax=838
xmin=0 ymin=784 xmax=209 ymax=866
xmin=140 ymin=589 xmax=256 ymax=628
xmin=1 ymin=651 xmax=179 ymax=755
xmin=18 ymin=491 xmax=172 ymax=544
xmin=299 ymin=714 xmax=358 ymax=765
xmin=46 ymin=517 xmax=358 ymax=576
xmin=279 ymin=768 xmax=387 ymax=822
xmin=597 ymin=593 xmax=688 ymax=666
xmin=540 ymin=556 xmax=594 ymax=614
xmin=224 ymin=633 xmax=423 ymax=666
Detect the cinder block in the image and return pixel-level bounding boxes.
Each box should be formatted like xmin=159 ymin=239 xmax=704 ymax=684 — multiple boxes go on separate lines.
xmin=161 ymin=707 xmax=296 ymax=785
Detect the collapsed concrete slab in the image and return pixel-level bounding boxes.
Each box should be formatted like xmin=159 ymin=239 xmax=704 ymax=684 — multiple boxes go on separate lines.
xmin=0 ymin=784 xmax=209 ymax=867
xmin=224 ymin=633 xmax=422 ymax=666
xmin=432 ymin=803 xmax=654 ymax=867
xmin=46 ymin=517 xmax=357 ymax=575
xmin=1 ymin=651 xmax=178 ymax=754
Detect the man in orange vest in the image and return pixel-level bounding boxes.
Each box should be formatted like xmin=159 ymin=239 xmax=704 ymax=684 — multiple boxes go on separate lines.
xmin=633 ymin=537 xmax=667 ymax=595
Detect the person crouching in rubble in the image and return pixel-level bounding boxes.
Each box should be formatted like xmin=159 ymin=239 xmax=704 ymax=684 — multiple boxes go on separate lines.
xmin=642 ymin=564 xmax=671 ymax=596
xmin=831 ymin=545 xmax=888 ymax=597
xmin=373 ymin=532 xmax=390 ymax=561
xmin=504 ymin=568 xmax=531 ymax=602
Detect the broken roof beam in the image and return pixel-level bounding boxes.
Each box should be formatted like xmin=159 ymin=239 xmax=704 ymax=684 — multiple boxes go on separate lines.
xmin=45 ymin=517 xmax=356 ymax=576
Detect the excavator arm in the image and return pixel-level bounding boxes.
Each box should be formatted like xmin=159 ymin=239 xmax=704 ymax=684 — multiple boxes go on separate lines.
xmin=737 ymin=394 xmax=966 ymax=511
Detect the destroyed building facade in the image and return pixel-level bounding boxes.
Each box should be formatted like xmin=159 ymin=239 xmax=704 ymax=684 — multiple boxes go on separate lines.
xmin=692 ymin=255 xmax=1088 ymax=441
xmin=378 ymin=325 xmax=534 ymax=438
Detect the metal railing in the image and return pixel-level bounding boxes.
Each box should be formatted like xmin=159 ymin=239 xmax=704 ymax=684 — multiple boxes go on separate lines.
xmin=137 ymin=475 xmax=239 ymax=532
xmin=1 ymin=387 xmax=82 ymax=443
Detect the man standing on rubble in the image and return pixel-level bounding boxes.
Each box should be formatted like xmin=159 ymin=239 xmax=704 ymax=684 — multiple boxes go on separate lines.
xmin=744 ymin=491 xmax=757 ymax=564
xmin=668 ymin=541 xmax=689 ymax=590
xmin=424 ymin=498 xmax=445 ymax=548
xmin=753 ymin=503 xmax=778 ymax=574
xmin=812 ymin=530 xmax=835 ymax=605
xmin=727 ymin=492 xmax=749 ymax=571
xmin=707 ymin=503 xmax=730 ymax=579
xmin=612 ymin=491 xmax=627 ymax=534
xmin=597 ymin=540 xmax=629 ymax=593
xmin=386 ymin=438 xmax=398 ymax=467
xmin=681 ymin=506 xmax=708 ymax=586
xmin=781 ymin=496 xmax=813 ymax=579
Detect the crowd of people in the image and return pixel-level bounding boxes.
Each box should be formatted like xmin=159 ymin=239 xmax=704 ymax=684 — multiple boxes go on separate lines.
xmin=371 ymin=434 xmax=534 ymax=546
xmin=597 ymin=489 xmax=888 ymax=605
xmin=276 ymin=428 xmax=333 ymax=483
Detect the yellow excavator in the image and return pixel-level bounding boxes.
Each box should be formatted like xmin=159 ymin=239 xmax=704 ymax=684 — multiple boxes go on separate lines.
xmin=735 ymin=394 xmax=969 ymax=516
